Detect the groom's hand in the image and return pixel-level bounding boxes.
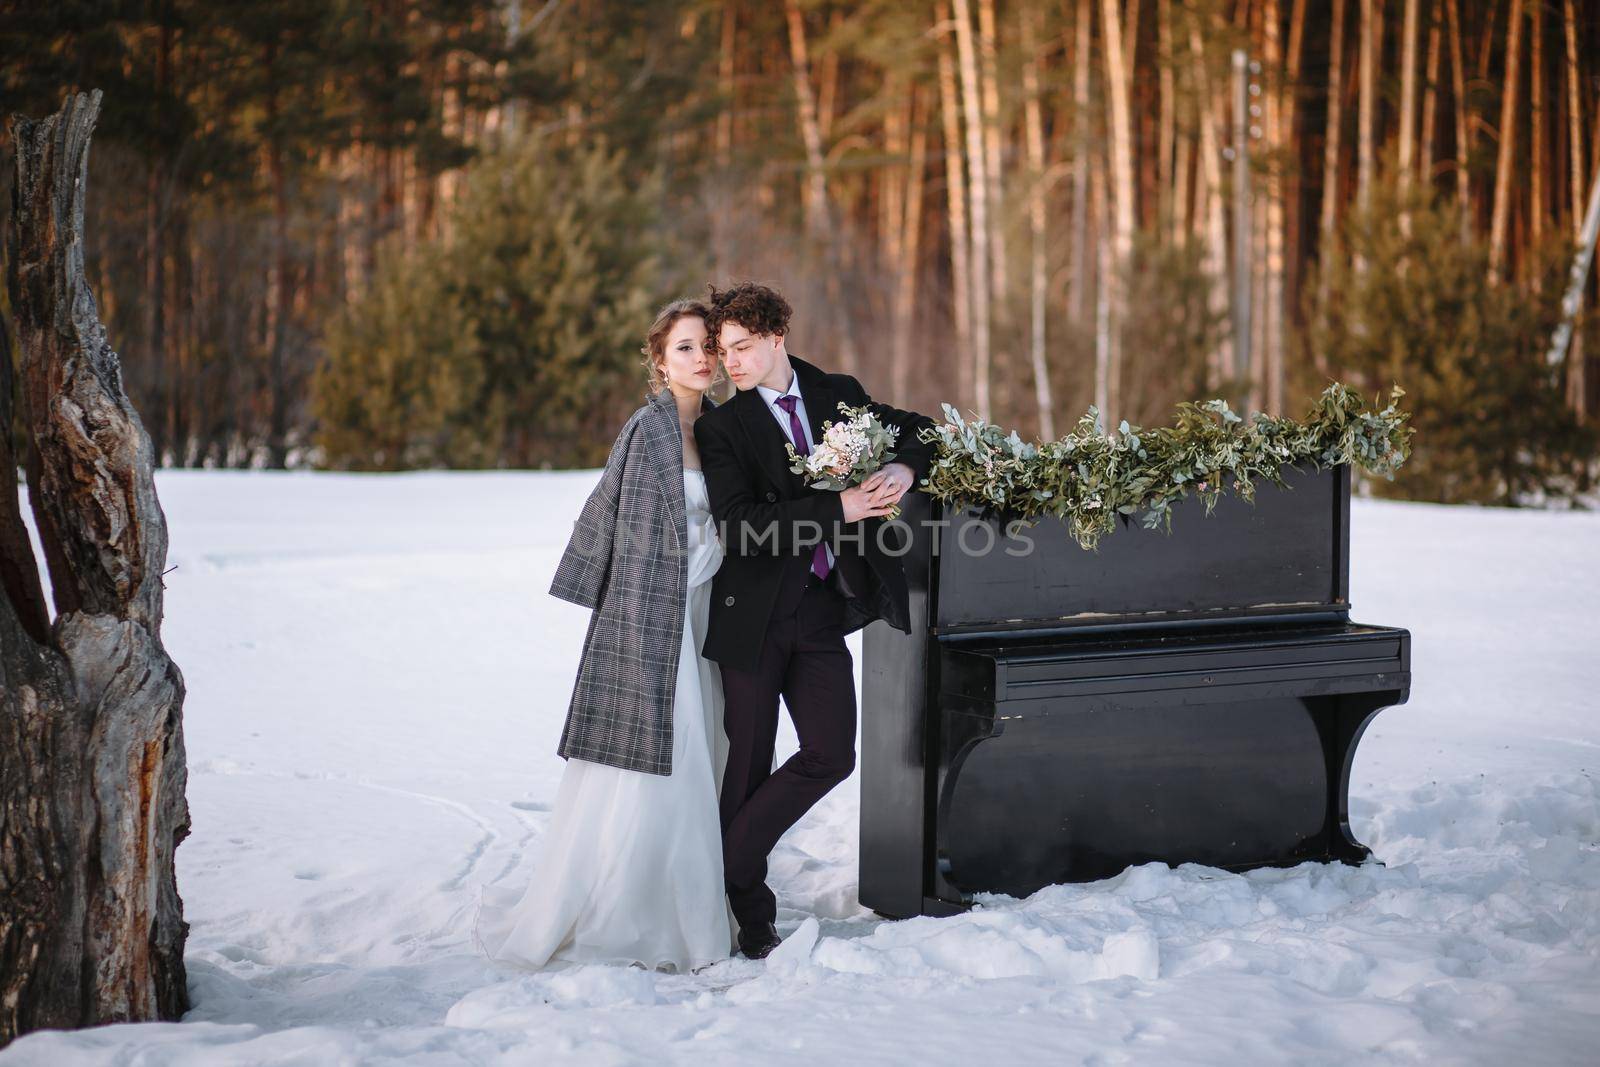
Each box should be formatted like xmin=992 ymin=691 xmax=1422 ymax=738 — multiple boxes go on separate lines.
xmin=841 ymin=481 xmax=900 ymax=523
xmin=859 ymin=462 xmax=916 ymax=505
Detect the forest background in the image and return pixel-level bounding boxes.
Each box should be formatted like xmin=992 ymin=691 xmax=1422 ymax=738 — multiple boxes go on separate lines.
xmin=4 ymin=0 xmax=1598 ymax=505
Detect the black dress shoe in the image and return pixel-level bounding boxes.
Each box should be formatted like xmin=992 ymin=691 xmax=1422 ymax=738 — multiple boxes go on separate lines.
xmin=737 ymin=922 xmax=782 ymax=960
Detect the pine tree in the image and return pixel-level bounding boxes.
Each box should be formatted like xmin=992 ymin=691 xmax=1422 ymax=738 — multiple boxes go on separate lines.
xmin=313 ymin=134 xmax=686 ymax=469
xmin=1305 ymin=184 xmax=1596 ymax=504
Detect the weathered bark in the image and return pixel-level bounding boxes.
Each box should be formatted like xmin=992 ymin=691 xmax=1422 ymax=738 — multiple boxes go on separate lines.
xmin=1 ymin=90 xmax=191 ymax=1046
xmin=0 ymin=318 xmax=50 ymax=651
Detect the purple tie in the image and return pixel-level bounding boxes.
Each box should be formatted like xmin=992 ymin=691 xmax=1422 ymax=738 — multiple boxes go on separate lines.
xmin=775 ymin=394 xmax=830 ymax=581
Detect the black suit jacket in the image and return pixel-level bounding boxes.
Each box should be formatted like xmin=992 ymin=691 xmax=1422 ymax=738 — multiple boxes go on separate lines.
xmin=693 ymin=354 xmax=937 ymax=671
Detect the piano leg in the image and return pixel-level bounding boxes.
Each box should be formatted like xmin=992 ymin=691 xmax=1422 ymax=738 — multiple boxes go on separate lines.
xmin=1315 ymin=690 xmax=1404 ymax=867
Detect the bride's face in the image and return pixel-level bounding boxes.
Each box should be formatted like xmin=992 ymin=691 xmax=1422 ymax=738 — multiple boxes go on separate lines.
xmin=662 ymin=316 xmax=715 ymax=392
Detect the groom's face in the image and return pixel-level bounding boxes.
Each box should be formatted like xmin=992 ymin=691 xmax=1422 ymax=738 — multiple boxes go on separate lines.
xmin=717 ymin=322 xmax=785 ymax=392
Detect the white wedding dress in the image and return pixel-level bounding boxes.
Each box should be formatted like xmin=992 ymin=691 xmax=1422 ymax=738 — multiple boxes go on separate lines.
xmin=473 ymin=467 xmax=735 ymax=973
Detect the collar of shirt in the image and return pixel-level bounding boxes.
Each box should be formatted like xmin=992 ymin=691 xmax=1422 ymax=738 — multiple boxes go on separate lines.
xmin=754 ymin=367 xmax=801 ymax=410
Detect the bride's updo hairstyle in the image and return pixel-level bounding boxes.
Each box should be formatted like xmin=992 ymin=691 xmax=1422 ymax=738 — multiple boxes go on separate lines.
xmin=641 ymin=298 xmax=714 ymax=392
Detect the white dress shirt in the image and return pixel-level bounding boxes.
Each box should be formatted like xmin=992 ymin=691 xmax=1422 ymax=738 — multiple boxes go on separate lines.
xmin=755 ymin=366 xmax=835 ymax=570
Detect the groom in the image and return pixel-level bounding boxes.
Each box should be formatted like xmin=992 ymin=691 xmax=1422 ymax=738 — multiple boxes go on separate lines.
xmin=693 ymin=282 xmax=936 ymax=959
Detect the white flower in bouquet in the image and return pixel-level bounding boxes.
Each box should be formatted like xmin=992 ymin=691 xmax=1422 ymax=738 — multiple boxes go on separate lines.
xmin=786 ymin=402 xmax=903 ymax=520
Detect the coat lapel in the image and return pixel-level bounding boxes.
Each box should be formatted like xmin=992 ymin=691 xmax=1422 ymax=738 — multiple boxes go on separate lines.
xmin=792 ymin=355 xmax=836 ymax=460
xmin=733 ymin=354 xmax=838 ymax=496
xmin=734 ymin=385 xmax=806 ymax=494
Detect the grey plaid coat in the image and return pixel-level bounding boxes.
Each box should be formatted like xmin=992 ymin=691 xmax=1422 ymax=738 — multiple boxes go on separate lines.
xmin=548 ymin=385 xmax=716 ymax=776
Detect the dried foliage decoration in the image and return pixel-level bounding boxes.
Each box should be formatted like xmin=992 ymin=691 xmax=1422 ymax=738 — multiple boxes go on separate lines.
xmin=919 ymin=382 xmax=1415 ymax=550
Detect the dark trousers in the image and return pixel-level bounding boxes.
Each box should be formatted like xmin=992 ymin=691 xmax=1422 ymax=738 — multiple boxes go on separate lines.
xmin=719 ymin=557 xmax=857 ymax=930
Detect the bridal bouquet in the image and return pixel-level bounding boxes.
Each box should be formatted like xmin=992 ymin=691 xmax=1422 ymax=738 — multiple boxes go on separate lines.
xmin=785 ymin=402 xmax=904 ymax=519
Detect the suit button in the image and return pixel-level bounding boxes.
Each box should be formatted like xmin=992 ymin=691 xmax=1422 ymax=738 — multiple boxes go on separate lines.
xmin=765 ymin=491 xmax=777 ymax=502
xmin=724 ymin=595 xmax=736 ymax=606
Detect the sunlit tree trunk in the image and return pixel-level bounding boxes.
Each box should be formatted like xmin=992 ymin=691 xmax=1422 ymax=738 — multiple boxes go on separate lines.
xmin=937 ymin=8 xmax=974 ymax=410
xmin=892 ymin=86 xmax=928 ymax=408
xmin=1159 ymin=0 xmax=1178 ymax=242
xmin=1101 ymin=0 xmax=1134 ymax=427
xmin=1530 ymin=0 xmax=1545 ymax=244
xmin=978 ymin=0 xmax=1007 ymax=299
xmin=1186 ymin=0 xmax=1235 ymax=391
xmin=1320 ymin=0 xmax=1347 ymax=303
xmin=1398 ymin=0 xmax=1421 ymax=233
xmin=1358 ymin=0 xmax=1381 ymax=216
xmin=954 ymin=0 xmax=993 ymax=419
xmin=1562 ymin=0 xmax=1586 ymax=415
xmin=1021 ymin=3 xmax=1055 ymax=438
xmin=1447 ymin=0 xmax=1472 ymax=243
xmin=1281 ymin=0 xmax=1308 ymax=394
xmin=884 ymin=75 xmax=907 ymax=293
xmin=785 ymin=0 xmax=829 ymax=240
xmin=1263 ymin=0 xmax=1290 ymax=414
xmin=817 ymin=9 xmax=841 ymax=144
xmin=1489 ymin=0 xmax=1524 ymax=282
xmin=717 ymin=1 xmax=736 ymax=168
xmin=1069 ymin=0 xmax=1093 ymax=323
xmin=1421 ymin=2 xmax=1442 ymax=184
xmin=1232 ymin=47 xmax=1253 ymax=393
xmin=1093 ymin=158 xmax=1113 ymax=423
xmin=784 ymin=0 xmax=856 ymax=374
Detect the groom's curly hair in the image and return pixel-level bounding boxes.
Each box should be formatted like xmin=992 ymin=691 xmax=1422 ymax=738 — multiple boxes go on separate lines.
xmin=703 ymin=282 xmax=791 ymax=353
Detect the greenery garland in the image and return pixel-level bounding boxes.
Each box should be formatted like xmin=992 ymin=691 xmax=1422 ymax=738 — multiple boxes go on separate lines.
xmin=916 ymin=382 xmax=1415 ymax=551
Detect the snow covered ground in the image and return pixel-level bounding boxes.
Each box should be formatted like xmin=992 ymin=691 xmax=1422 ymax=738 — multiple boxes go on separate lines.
xmin=3 ymin=469 xmax=1597 ymax=1066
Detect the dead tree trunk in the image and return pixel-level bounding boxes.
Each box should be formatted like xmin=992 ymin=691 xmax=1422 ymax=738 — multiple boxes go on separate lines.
xmin=1 ymin=90 xmax=191 ymax=1047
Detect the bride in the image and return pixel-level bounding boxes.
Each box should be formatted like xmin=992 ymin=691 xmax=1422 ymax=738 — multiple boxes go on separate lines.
xmin=473 ymin=298 xmax=735 ymax=973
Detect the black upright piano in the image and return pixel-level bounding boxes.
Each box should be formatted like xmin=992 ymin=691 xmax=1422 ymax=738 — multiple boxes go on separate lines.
xmin=860 ymin=462 xmax=1411 ymax=919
